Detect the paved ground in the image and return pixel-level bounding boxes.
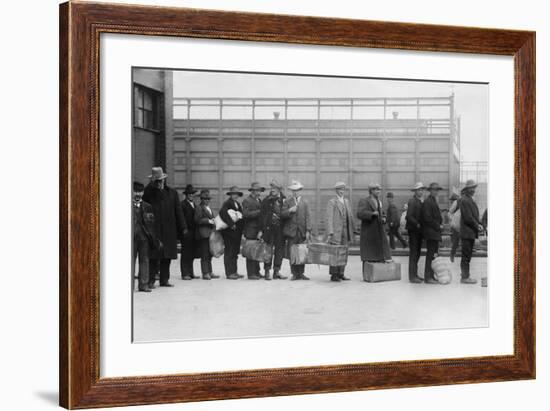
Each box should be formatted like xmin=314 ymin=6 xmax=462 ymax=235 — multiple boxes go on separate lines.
xmin=133 ymin=256 xmax=487 ymax=342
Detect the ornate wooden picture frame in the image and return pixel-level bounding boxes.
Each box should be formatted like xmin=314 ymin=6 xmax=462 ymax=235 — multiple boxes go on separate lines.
xmin=59 ymin=1 xmax=535 ymax=408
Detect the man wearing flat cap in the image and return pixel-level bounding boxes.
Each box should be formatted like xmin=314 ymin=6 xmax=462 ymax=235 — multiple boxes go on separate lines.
xmin=459 ymin=179 xmax=483 ymax=284
xmin=242 ymin=182 xmax=265 ymax=279
xmin=406 ymin=182 xmax=426 ymax=283
xmin=386 ymin=191 xmax=408 ymax=250
xmin=143 ymin=167 xmax=187 ymax=288
xmin=258 ymin=179 xmax=288 ymax=280
xmin=219 ymin=186 xmax=245 ymax=280
xmin=180 ymin=184 xmax=199 ymax=280
xmin=357 ymin=183 xmax=392 ymax=263
xmin=326 ymin=182 xmax=356 ymax=281
xmin=420 ymin=182 xmax=444 ymax=284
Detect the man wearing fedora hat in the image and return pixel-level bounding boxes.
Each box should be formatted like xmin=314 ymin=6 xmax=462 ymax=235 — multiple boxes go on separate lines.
xmin=143 ymin=167 xmax=187 ymax=288
xmin=259 ymin=179 xmax=288 ymax=280
xmin=283 ymin=180 xmax=312 ymax=280
xmin=326 ymin=182 xmax=356 ymax=281
xmin=386 ymin=191 xmax=408 ymax=250
xmin=219 ymin=186 xmax=245 ymax=280
xmin=194 ymin=190 xmax=217 ymax=280
xmin=420 ymin=182 xmax=444 ymax=284
xmin=180 ymin=184 xmax=199 ymax=280
xmin=406 ymin=182 xmax=426 ymax=283
xmin=448 ymin=192 xmax=461 ymax=263
xmin=242 ymin=182 xmax=266 ymax=279
xmin=459 ymin=179 xmax=483 ymax=284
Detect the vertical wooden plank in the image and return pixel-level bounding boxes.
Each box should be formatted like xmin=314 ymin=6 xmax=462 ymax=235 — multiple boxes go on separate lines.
xmin=218 ymin=99 xmax=224 ymax=207
xmin=186 ymin=98 xmax=192 ymax=184
xmin=251 ymin=99 xmax=256 ymax=182
xmin=316 ymin=100 xmax=322 ymax=235
xmin=448 ymin=94 xmax=455 ymax=197
xmin=382 ymin=99 xmax=387 ymax=197
xmin=349 ymin=99 xmax=354 ymax=203
xmin=284 ymin=99 xmax=289 ymax=186
xmin=415 ymin=98 xmax=420 ymax=183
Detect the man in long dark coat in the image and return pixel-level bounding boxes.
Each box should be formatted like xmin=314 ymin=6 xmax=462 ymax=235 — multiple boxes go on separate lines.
xmin=420 ymin=182 xmax=443 ymax=284
xmin=242 ymin=182 xmax=265 ymax=279
xmin=258 ymin=179 xmax=288 ymax=280
xmin=180 ymin=184 xmax=199 ymax=280
xmin=357 ymin=183 xmax=392 ymax=263
xmin=142 ymin=167 xmax=187 ymax=288
xmin=406 ymin=182 xmax=426 ymax=283
xmin=459 ymin=179 xmax=483 ymax=284
xmin=386 ymin=192 xmax=408 ymax=249
xmin=194 ymin=190 xmax=217 ymax=280
xmin=219 ymin=186 xmax=245 ymax=280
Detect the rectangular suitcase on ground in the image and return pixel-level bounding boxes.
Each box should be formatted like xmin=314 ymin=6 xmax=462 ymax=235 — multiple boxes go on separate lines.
xmin=290 ymin=243 xmax=309 ymax=265
xmin=241 ymin=239 xmax=273 ymax=263
xmin=307 ymin=243 xmax=348 ymax=266
xmin=362 ymin=261 xmax=401 ymax=282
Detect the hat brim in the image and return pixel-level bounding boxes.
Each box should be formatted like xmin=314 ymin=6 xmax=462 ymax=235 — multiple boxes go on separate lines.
xmin=227 ymin=191 xmax=244 ymax=196
xmin=149 ymin=174 xmax=167 ymax=180
xmin=248 ymin=187 xmax=266 ymax=192
xmin=184 ymin=189 xmax=198 ymax=195
xmin=288 ymin=185 xmax=304 ymax=191
xmin=461 ymin=185 xmax=478 ymax=192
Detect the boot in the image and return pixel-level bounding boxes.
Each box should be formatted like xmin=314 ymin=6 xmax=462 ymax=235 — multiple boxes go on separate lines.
xmin=273 ymin=269 xmax=287 ymax=280
xmin=264 ymin=269 xmax=272 ymax=281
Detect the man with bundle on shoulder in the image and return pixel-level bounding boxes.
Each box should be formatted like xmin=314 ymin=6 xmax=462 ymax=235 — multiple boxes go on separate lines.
xmin=219 ymin=186 xmax=245 ymax=280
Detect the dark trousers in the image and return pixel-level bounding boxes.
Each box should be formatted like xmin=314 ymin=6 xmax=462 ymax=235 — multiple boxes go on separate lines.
xmin=388 ymin=226 xmax=408 ymax=249
xmin=180 ymin=233 xmax=196 ymax=278
xmin=407 ymin=231 xmax=423 ymax=280
xmin=424 ymin=239 xmax=439 ymax=281
xmin=149 ymin=258 xmax=171 ymax=286
xmin=221 ymin=230 xmax=241 ymax=276
xmin=264 ymin=229 xmax=284 ymax=272
xmin=244 ymin=235 xmax=261 ymax=277
xmin=287 ymin=233 xmax=306 ymax=276
xmin=329 ymin=230 xmax=348 ymax=277
xmin=460 ymin=238 xmax=475 ymax=278
xmin=450 ymin=228 xmax=460 ymax=259
xmin=133 ymin=237 xmax=149 ymax=290
xmin=198 ymin=237 xmax=213 ymax=275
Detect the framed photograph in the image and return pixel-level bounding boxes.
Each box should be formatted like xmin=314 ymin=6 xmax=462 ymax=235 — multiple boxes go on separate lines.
xmin=59 ymin=1 xmax=535 ymax=409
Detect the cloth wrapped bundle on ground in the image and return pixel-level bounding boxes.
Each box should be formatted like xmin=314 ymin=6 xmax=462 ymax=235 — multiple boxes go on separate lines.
xmin=362 ymin=261 xmax=402 ymax=282
xmin=241 ymin=239 xmax=273 ymax=263
xmin=290 ymin=243 xmax=309 ymax=265
xmin=307 ymin=243 xmax=348 ymax=266
xmin=209 ymin=231 xmax=225 ymax=257
xmin=214 ymin=210 xmax=243 ymax=231
xmin=431 ymin=256 xmax=452 ymax=284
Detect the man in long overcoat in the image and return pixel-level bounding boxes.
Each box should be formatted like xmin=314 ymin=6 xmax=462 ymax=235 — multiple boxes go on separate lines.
xmin=357 ymin=183 xmax=392 ymax=262
xmin=258 ymin=179 xmax=288 ymax=280
xmin=420 ymin=182 xmax=444 ymax=284
xmin=180 ymin=184 xmax=199 ymax=280
xmin=242 ymin=182 xmax=265 ymax=279
xmin=459 ymin=179 xmax=483 ymax=284
xmin=326 ymin=181 xmax=356 ymax=282
xmin=142 ymin=167 xmax=187 ymax=288
xmin=219 ymin=186 xmax=245 ymax=280
xmin=406 ymin=182 xmax=426 ymax=283
xmin=386 ymin=192 xmax=408 ymax=249
xmin=194 ymin=190 xmax=217 ymax=280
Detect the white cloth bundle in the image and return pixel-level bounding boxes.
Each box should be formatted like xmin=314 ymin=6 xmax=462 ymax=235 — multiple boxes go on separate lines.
xmin=214 ymin=210 xmax=243 ymax=230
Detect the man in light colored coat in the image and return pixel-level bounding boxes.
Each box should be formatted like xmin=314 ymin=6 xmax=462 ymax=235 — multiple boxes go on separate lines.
xmin=326 ymin=182 xmax=356 ymax=282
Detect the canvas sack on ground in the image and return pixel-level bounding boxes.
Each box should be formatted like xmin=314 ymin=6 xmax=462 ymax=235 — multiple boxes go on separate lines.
xmin=290 ymin=243 xmax=309 ymax=265
xmin=209 ymin=231 xmax=224 ymax=257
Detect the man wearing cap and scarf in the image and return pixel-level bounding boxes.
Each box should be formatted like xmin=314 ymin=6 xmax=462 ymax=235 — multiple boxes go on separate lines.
xmin=326 ymin=182 xmax=356 ymax=281
xmin=180 ymin=184 xmax=199 ymax=280
xmin=259 ymin=179 xmax=288 ymax=280
xmin=219 ymin=186 xmax=245 ymax=280
xmin=357 ymin=183 xmax=392 ymax=263
xmin=386 ymin=191 xmax=408 ymax=250
xmin=143 ymin=167 xmax=187 ymax=288
xmin=406 ymin=182 xmax=426 ymax=283
xmin=459 ymin=179 xmax=483 ymax=284
xmin=242 ymin=182 xmax=265 ymax=279
xmin=194 ymin=189 xmax=217 ymax=280
xmin=283 ymin=180 xmax=312 ymax=280
xmin=420 ymin=182 xmax=444 ymax=284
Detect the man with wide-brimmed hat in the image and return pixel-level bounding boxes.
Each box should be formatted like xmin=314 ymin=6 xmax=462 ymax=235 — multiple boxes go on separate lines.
xmin=180 ymin=184 xmax=199 ymax=280
xmin=143 ymin=167 xmax=187 ymax=288
xmin=357 ymin=183 xmax=392 ymax=263
xmin=219 ymin=186 xmax=245 ymax=280
xmin=325 ymin=182 xmax=356 ymax=281
xmin=386 ymin=191 xmax=408 ymax=250
xmin=405 ymin=182 xmax=426 ymax=283
xmin=282 ymin=180 xmax=312 ymax=280
xmin=459 ymin=179 xmax=483 ymax=284
xmin=448 ymin=192 xmax=461 ymax=263
xmin=258 ymin=179 xmax=288 ymax=280
xmin=194 ymin=189 xmax=217 ymax=280
xmin=242 ymin=182 xmax=266 ymax=279
xmin=420 ymin=182 xmax=444 ymax=284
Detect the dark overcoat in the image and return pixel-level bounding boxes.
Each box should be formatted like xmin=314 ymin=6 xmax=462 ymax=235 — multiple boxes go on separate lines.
xmin=181 ymin=198 xmax=199 ymax=259
xmin=420 ymin=195 xmax=443 ymax=241
xmin=259 ymin=194 xmax=286 ymax=244
xmin=282 ymin=196 xmax=312 ymax=239
xmin=142 ymin=183 xmax=186 ymax=259
xmin=133 ymin=200 xmax=157 ymax=243
xmin=405 ymin=196 xmax=423 ymax=233
xmin=459 ymin=194 xmax=481 ymax=239
xmin=194 ymin=203 xmax=215 ymax=240
xmin=219 ymin=198 xmax=244 ymax=241
xmin=386 ymin=203 xmax=400 ymax=228
xmin=242 ymin=195 xmax=262 ymax=239
xmin=357 ymin=195 xmax=392 ymax=262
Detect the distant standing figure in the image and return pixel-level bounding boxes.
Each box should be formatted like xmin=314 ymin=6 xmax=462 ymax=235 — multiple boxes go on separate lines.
xmin=448 ymin=192 xmax=461 ymax=262
xmin=386 ymin=192 xmax=408 ymax=249
xmin=357 ymin=183 xmax=392 ymax=263
xmin=242 ymin=182 xmax=265 ymax=279
xmin=406 ymin=182 xmax=426 ymax=283
xmin=326 ymin=181 xmax=356 ymax=282
xmin=420 ymin=182 xmax=444 ymax=284
xmin=459 ymin=180 xmax=484 ymax=284
xmin=194 ymin=190 xmax=217 ymax=280
xmin=180 ymin=184 xmax=199 ymax=280
xmin=219 ymin=186 xmax=245 ymax=280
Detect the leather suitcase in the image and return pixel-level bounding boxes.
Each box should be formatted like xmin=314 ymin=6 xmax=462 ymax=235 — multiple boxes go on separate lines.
xmin=241 ymin=239 xmax=273 ymax=263
xmin=362 ymin=261 xmax=402 ymax=282
xmin=307 ymin=243 xmax=348 ymax=266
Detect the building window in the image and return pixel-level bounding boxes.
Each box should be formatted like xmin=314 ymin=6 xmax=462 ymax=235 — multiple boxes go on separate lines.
xmin=134 ymin=84 xmax=159 ymax=130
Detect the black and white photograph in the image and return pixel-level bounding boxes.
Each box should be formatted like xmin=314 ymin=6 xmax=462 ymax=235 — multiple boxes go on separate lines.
xmin=131 ymin=68 xmax=489 ymax=342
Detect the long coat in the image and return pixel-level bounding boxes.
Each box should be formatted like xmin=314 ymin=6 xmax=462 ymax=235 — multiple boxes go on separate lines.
xmin=242 ymin=195 xmax=262 ymax=239
xmin=142 ymin=183 xmax=186 ymax=259
xmin=420 ymin=195 xmax=442 ymax=241
xmin=181 ymin=198 xmax=198 ymax=258
xmin=259 ymin=194 xmax=286 ymax=243
xmin=282 ymin=196 xmax=312 ymax=240
xmin=194 ymin=203 xmax=215 ymax=240
xmin=357 ymin=195 xmax=391 ymax=261
xmin=405 ymin=196 xmax=423 ymax=233
xmin=459 ymin=194 xmax=481 ymax=239
xmin=386 ymin=203 xmax=400 ymax=228
xmin=326 ymin=197 xmax=356 ymax=244
xmin=133 ymin=200 xmax=157 ymax=244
